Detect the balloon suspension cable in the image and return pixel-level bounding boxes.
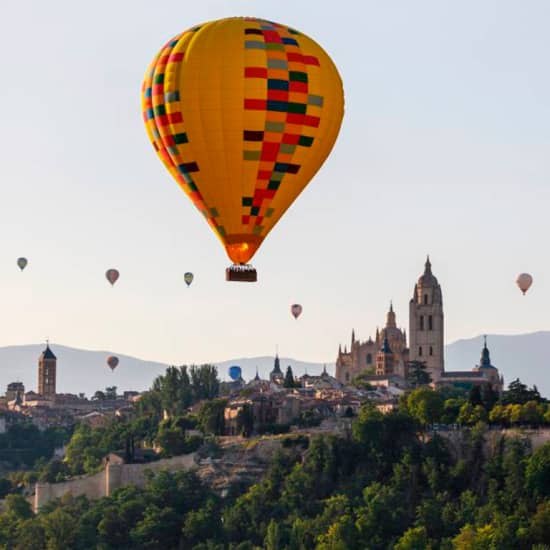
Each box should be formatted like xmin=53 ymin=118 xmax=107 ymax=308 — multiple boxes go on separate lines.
xmin=226 ymin=264 xmax=257 ymax=282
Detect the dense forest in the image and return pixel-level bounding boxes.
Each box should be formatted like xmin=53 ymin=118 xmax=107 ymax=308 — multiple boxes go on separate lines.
xmin=3 ymin=368 xmax=550 ymax=548
xmin=3 ymin=407 xmax=550 ymax=547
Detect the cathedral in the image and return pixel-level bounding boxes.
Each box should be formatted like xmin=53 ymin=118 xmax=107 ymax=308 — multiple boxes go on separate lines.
xmin=335 ymin=257 xmax=503 ymax=391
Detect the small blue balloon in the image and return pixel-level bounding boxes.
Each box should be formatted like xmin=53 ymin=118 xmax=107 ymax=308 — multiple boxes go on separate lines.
xmin=229 ymin=365 xmax=242 ymax=381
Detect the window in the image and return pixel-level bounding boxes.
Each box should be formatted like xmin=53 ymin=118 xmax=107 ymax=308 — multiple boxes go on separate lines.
xmin=428 ymin=315 xmax=433 ymax=330
xmin=429 ymin=346 xmax=433 ymax=356
xmin=420 ymin=316 xmax=424 ymax=331
xmin=424 ymin=294 xmax=428 ymax=305
xmin=419 ymin=346 xmax=423 ymax=356
xmin=366 ymin=353 xmax=372 ymax=365
xmin=345 ymin=372 xmax=350 ymax=382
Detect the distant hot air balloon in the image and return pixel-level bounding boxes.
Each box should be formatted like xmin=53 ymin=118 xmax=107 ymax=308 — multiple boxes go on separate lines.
xmin=142 ymin=17 xmax=345 ymax=282
xmin=291 ymin=304 xmax=303 ymax=319
xmin=107 ymin=356 xmax=119 ymax=372
xmin=17 ymin=257 xmax=27 ymax=271
xmin=105 ymin=269 xmax=119 ymax=286
xmin=184 ymin=272 xmax=194 ymax=287
xmin=516 ymin=273 xmax=533 ymax=295
xmin=229 ymin=365 xmax=242 ymax=381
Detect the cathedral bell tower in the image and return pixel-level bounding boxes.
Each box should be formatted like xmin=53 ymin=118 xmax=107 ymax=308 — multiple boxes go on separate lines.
xmin=409 ymin=257 xmax=444 ymax=381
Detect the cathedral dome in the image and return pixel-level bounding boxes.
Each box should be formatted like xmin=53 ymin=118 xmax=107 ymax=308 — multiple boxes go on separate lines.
xmin=417 ymin=256 xmax=439 ymax=287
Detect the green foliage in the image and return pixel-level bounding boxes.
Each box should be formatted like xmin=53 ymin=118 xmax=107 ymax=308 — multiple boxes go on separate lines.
xmin=406 ymin=388 xmax=444 ymax=427
xmin=236 ymin=403 xmax=254 ymax=437
xmin=503 ymin=378 xmax=542 ymax=405
xmin=198 ymin=399 xmax=228 ymax=435
xmin=406 ymin=360 xmax=432 ymax=388
xmin=283 ymin=365 xmax=298 ymax=388
xmin=0 ymin=423 xmax=71 ymax=469
xmin=7 ymin=377 xmax=550 ymax=549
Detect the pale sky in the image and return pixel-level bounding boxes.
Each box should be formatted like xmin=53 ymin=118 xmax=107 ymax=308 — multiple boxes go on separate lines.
xmin=1 ymin=1 xmax=549 ymax=366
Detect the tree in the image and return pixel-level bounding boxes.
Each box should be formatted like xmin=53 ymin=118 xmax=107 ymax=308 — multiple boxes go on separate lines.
xmin=236 ymin=404 xmax=254 ymax=437
xmin=503 ymin=378 xmax=541 ymax=405
xmin=198 ymin=399 xmax=227 ymax=436
xmin=156 ymin=420 xmax=186 ymax=456
xmin=41 ymin=509 xmax=79 ymax=550
xmin=394 ymin=526 xmax=431 ymax=550
xmin=264 ymin=519 xmax=283 ymax=550
xmin=406 ymin=360 xmax=432 ymax=387
xmin=452 ymin=523 xmax=496 ymax=550
xmin=530 ymin=501 xmax=550 ymax=545
xmin=284 ymin=366 xmax=297 ymax=388
xmin=526 ymin=443 xmax=550 ymax=500
xmin=457 ymin=402 xmax=488 ymax=426
xmin=92 ymin=390 xmax=106 ymax=401
xmin=406 ymin=388 xmax=444 ymax=428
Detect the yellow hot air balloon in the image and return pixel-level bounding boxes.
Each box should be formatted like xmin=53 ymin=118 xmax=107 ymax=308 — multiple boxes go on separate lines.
xmin=142 ymin=17 xmax=344 ymax=281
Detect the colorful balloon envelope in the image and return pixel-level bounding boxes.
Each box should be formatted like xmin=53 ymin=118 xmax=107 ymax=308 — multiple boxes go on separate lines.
xmin=142 ymin=17 xmax=344 ymax=281
xmin=17 ymin=257 xmax=28 ymax=271
xmin=516 ymin=273 xmax=533 ymax=295
xmin=105 ymin=269 xmax=120 ymax=286
xmin=107 ymin=356 xmax=119 ymax=371
xmin=184 ymin=272 xmax=194 ymax=286
xmin=229 ymin=365 xmax=242 ymax=381
xmin=291 ymin=304 xmax=303 ymax=319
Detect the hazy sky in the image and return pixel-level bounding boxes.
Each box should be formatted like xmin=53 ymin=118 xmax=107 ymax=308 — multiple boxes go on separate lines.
xmin=1 ymin=1 xmax=549 ymax=367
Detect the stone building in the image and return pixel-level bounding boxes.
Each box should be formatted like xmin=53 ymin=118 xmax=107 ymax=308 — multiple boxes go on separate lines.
xmin=335 ymin=257 xmax=502 ymax=392
xmin=269 ymin=354 xmax=284 ymax=384
xmin=438 ymin=336 xmax=503 ymax=391
xmin=38 ymin=343 xmax=57 ymax=398
xmin=336 ymin=303 xmax=408 ymax=384
xmin=6 ymin=382 xmax=25 ymax=402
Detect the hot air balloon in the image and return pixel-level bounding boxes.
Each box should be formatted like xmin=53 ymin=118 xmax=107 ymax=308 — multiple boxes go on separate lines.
xmin=107 ymin=356 xmax=119 ymax=371
xmin=291 ymin=304 xmax=303 ymax=319
xmin=105 ymin=269 xmax=119 ymax=286
xmin=516 ymin=273 xmax=533 ymax=295
xmin=184 ymin=272 xmax=194 ymax=287
xmin=17 ymin=257 xmax=27 ymax=271
xmin=229 ymin=365 xmax=242 ymax=381
xmin=142 ymin=17 xmax=344 ymax=282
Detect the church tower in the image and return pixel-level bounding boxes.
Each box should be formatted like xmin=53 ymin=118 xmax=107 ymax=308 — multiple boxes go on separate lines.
xmin=38 ymin=342 xmax=57 ymax=398
xmin=409 ymin=257 xmax=444 ymax=381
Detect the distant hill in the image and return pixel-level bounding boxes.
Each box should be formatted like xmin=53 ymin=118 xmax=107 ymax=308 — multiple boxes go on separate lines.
xmin=1 ymin=332 xmax=550 ymax=397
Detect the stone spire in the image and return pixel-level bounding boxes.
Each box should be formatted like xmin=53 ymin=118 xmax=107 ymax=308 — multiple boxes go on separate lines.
xmin=351 ymin=329 xmax=355 ymax=345
xmin=386 ymin=301 xmax=396 ymax=328
xmin=479 ymin=335 xmax=493 ymax=368
xmin=254 ymin=367 xmax=260 ymax=381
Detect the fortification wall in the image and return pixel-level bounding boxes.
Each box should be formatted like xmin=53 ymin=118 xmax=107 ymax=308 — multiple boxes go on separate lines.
xmin=34 ymin=453 xmax=198 ymax=512
xmin=35 ymin=470 xmax=106 ymax=511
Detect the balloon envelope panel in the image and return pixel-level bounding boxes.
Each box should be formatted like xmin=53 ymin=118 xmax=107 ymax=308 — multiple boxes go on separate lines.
xmin=229 ymin=365 xmax=242 ymax=380
xmin=142 ymin=17 xmax=344 ymax=264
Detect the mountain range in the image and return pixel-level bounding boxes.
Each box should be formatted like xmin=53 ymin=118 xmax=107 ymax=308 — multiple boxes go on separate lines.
xmin=0 ymin=332 xmax=549 ymax=397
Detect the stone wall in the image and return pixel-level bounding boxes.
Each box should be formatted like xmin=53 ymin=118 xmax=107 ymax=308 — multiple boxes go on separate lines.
xmin=34 ymin=453 xmax=197 ymax=512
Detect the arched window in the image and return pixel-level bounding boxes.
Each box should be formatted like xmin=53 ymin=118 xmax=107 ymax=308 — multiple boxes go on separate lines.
xmin=366 ymin=353 xmax=372 ymax=365
xmin=424 ymin=294 xmax=428 ymax=305
xmin=429 ymin=346 xmax=433 ymax=356
xmin=419 ymin=346 xmax=423 ymax=356
xmin=345 ymin=372 xmax=350 ymax=382
xmin=420 ymin=316 xmax=424 ymax=331
xmin=428 ymin=315 xmax=433 ymax=331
